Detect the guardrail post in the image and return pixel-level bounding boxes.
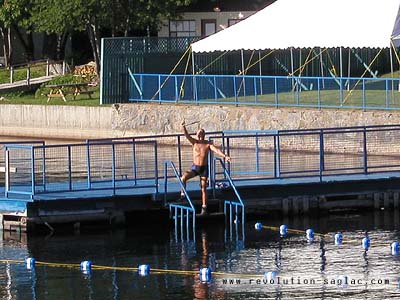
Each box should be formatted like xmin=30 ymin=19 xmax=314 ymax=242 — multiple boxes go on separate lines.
xmin=112 ymin=143 xmax=116 ymax=195
xmin=363 ymin=127 xmax=368 ymax=174
xmin=233 ymin=76 xmax=238 ymax=105
xmin=68 ymin=145 xmax=72 ymax=191
xmin=319 ymin=130 xmax=325 ymax=182
xmin=317 ymin=77 xmax=321 ymax=109
xmin=10 ymin=66 xmax=14 ymax=83
xmin=31 ymin=147 xmax=35 ymax=198
xmin=132 ymin=138 xmax=137 ymax=185
xmin=42 ymin=146 xmax=46 ymax=192
xmin=274 ymin=133 xmax=281 ymax=178
xmin=5 ymin=148 xmax=9 ymax=197
xmin=158 ymin=75 xmax=162 ymax=104
xmin=154 ymin=142 xmax=159 ymax=195
xmin=255 ymin=133 xmax=260 ymax=172
xmin=26 ymin=64 xmax=31 ymax=86
xmin=46 ymin=59 xmax=50 ymax=76
xmin=174 ymin=76 xmax=178 ymax=102
xmin=274 ymin=77 xmax=278 ymax=108
xmin=177 ymin=135 xmax=182 ymax=175
xmin=86 ymin=141 xmax=91 ymax=189
xmin=362 ymin=79 xmax=366 ymax=111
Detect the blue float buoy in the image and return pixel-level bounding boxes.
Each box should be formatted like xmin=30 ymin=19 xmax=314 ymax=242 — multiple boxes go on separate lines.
xmin=334 ymin=233 xmax=343 ymax=245
xmin=138 ymin=264 xmax=150 ymax=276
xmin=362 ymin=237 xmax=370 ymax=250
xmin=306 ymin=228 xmax=314 ymax=241
xmin=80 ymin=260 xmax=92 ymax=274
xmin=25 ymin=257 xmax=35 ymax=270
xmin=254 ymin=222 xmax=262 ymax=231
xmin=199 ymin=267 xmax=212 ymax=282
xmin=264 ymin=271 xmax=277 ymax=283
xmin=279 ymin=225 xmax=288 ymax=237
xmin=391 ymin=242 xmax=400 ymax=255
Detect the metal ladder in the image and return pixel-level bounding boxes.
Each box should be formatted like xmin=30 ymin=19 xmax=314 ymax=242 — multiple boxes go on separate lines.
xmin=164 ymin=160 xmax=196 ymax=241
xmin=212 ymin=157 xmax=245 ymax=240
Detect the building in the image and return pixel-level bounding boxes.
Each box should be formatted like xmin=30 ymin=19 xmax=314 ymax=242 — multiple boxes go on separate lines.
xmin=158 ymin=0 xmax=276 ymax=38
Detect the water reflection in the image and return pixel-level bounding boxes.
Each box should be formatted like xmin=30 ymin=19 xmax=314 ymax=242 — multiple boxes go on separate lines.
xmin=0 ymin=211 xmax=400 ymax=299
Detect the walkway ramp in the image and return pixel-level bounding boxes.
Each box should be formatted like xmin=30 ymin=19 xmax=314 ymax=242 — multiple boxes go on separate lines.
xmin=0 ymin=75 xmax=58 ymax=93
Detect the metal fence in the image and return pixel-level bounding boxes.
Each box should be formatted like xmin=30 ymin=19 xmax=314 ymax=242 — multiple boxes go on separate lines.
xmin=128 ymin=73 xmax=400 ymax=110
xmin=4 ymin=140 xmax=158 ymax=200
xmin=3 ymin=124 xmax=400 ymax=200
xmin=101 ymin=37 xmax=199 ymax=104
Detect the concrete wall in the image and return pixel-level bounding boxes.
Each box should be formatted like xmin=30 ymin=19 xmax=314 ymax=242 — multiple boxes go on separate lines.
xmin=0 ymin=103 xmax=399 ymax=140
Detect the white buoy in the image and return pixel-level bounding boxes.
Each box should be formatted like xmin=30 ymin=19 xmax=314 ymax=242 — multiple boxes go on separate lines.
xmin=391 ymin=242 xmax=399 ymax=255
xmin=80 ymin=261 xmax=92 ymax=274
xmin=254 ymin=222 xmax=262 ymax=231
xmin=279 ymin=225 xmax=288 ymax=237
xmin=306 ymin=228 xmax=314 ymax=241
xmin=334 ymin=233 xmax=343 ymax=245
xmin=25 ymin=257 xmax=35 ymax=270
xmin=138 ymin=264 xmax=150 ymax=276
xmin=362 ymin=237 xmax=370 ymax=250
xmin=199 ymin=267 xmax=212 ymax=282
xmin=264 ymin=271 xmax=278 ymax=284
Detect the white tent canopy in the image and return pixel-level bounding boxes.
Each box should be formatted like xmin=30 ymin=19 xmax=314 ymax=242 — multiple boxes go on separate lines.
xmin=191 ymin=0 xmax=400 ymax=53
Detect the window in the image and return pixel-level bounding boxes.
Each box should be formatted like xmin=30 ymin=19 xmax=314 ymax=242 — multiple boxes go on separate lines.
xmin=169 ymin=20 xmax=196 ymax=37
xmin=201 ymin=19 xmax=216 ymax=37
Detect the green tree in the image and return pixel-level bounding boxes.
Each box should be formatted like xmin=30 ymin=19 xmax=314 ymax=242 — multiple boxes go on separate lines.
xmin=0 ymin=0 xmax=36 ymax=65
xmin=30 ymin=0 xmax=194 ymax=74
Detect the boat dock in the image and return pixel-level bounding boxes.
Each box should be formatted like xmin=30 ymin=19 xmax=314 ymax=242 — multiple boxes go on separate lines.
xmin=1 ymin=124 xmax=400 ymax=232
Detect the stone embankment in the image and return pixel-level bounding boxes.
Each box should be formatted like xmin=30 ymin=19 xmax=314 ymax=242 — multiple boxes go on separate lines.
xmin=0 ymin=103 xmax=398 ymax=139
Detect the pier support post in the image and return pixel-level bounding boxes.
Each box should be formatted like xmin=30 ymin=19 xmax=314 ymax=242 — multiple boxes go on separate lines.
xmin=384 ymin=193 xmax=391 ymax=209
xmin=394 ymin=192 xmax=399 ymax=209
xmin=292 ymin=197 xmax=300 ymax=215
xmin=282 ymin=198 xmax=289 ymax=216
xmin=374 ymin=193 xmax=381 ymax=209
xmin=302 ymin=196 xmax=310 ymax=214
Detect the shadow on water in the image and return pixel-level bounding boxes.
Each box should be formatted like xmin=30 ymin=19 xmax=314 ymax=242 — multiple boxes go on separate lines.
xmin=0 ymin=209 xmax=400 ymax=299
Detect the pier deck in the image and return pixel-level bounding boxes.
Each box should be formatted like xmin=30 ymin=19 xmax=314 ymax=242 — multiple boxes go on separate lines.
xmin=1 ymin=124 xmax=400 ymax=232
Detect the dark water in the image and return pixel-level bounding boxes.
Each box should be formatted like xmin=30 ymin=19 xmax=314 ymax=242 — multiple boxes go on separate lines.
xmin=0 ymin=210 xmax=400 ymax=299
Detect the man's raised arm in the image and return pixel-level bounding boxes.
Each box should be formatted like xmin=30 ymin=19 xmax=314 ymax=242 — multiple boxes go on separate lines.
xmin=181 ymin=120 xmax=196 ymax=145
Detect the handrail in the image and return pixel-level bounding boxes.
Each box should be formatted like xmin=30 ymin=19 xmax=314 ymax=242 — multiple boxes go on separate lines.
xmin=213 ymin=157 xmax=244 ymax=207
xmin=128 ymin=73 xmax=400 ymax=111
xmin=164 ymin=160 xmax=195 ymax=211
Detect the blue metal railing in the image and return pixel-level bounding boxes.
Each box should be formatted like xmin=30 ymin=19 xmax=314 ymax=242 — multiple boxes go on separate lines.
xmin=4 ymin=140 xmax=159 ymax=200
xmin=4 ymin=124 xmax=400 ymax=202
xmin=212 ymin=157 xmax=245 ymax=224
xmin=164 ymin=160 xmax=195 ymax=239
xmin=128 ymin=72 xmax=400 ymax=110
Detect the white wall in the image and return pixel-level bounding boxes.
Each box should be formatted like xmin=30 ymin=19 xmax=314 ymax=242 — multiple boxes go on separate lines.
xmin=158 ymin=11 xmax=255 ymax=37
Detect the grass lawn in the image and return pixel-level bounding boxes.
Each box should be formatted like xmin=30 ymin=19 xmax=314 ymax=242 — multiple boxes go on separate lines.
xmin=0 ymin=64 xmax=48 ymax=84
xmin=0 ymin=89 xmax=102 ymax=106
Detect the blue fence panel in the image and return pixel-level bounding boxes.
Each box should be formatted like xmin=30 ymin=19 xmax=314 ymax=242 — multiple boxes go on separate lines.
xmin=128 ymin=73 xmax=400 ymax=110
xmin=4 ymin=145 xmax=34 ymax=199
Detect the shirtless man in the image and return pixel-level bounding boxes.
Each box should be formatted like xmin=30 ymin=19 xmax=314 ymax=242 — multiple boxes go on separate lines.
xmin=180 ymin=120 xmax=231 ymax=215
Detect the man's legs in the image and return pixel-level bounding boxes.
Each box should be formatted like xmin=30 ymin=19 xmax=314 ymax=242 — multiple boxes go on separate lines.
xmin=180 ymin=170 xmax=196 ymax=198
xmin=200 ymin=176 xmax=208 ymax=214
